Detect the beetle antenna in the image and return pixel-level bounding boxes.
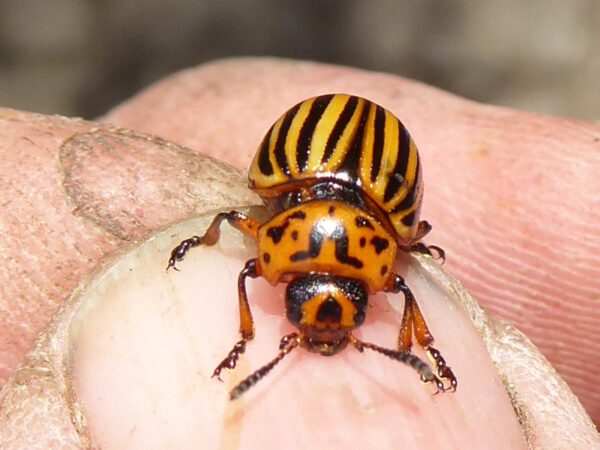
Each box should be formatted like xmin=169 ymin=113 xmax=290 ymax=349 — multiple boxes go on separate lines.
xmin=229 ymin=332 xmax=301 ymax=400
xmin=349 ymin=336 xmax=445 ymax=393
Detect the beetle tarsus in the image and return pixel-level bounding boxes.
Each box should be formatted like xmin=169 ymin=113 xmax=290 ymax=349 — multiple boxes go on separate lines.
xmin=166 ymin=236 xmax=203 ymax=270
xmin=350 ymin=337 xmax=451 ymax=395
xmin=427 ymin=346 xmax=457 ymax=392
xmin=229 ymin=333 xmax=300 ymax=400
xmin=409 ymin=242 xmax=446 ymax=263
xmin=212 ymin=339 xmax=248 ymax=380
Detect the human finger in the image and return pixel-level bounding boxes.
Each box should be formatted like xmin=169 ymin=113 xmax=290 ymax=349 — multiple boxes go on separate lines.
xmin=104 ymin=57 xmax=600 ymax=425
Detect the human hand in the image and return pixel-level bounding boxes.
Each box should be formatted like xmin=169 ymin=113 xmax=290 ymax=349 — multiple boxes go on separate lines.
xmin=0 ymin=58 xmax=598 ymax=448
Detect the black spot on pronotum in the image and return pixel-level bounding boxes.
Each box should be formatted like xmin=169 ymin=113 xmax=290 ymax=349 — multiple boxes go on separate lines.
xmin=359 ymin=237 xmax=366 ymax=247
xmin=328 ymin=206 xmax=336 ymax=216
xmin=370 ymin=236 xmax=389 ymax=255
xmin=290 ymin=222 xmax=363 ymax=269
xmin=355 ymin=216 xmax=374 ymax=229
xmin=263 ymin=253 xmax=271 ymax=263
xmin=267 ymin=210 xmax=307 ymax=244
xmin=288 ymin=210 xmax=307 ymax=221
xmin=334 ymin=232 xmax=363 ymax=268
xmin=291 ymin=230 xmax=299 ymax=240
xmin=380 ymin=265 xmax=388 ymax=275
xmin=290 ymin=226 xmax=322 ymax=262
xmin=267 ymin=225 xmax=287 ymax=243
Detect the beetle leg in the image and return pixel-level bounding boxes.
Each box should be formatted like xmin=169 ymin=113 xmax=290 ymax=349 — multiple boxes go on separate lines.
xmin=426 ymin=346 xmax=457 ymax=392
xmin=349 ymin=335 xmax=445 ymax=394
xmin=400 ymin=220 xmax=445 ymax=262
xmin=385 ymin=273 xmax=457 ymax=391
xmin=229 ymin=332 xmax=302 ymax=400
xmin=413 ymin=220 xmax=432 ymax=241
xmin=166 ymin=211 xmax=262 ymax=270
xmin=212 ymin=258 xmax=261 ymax=381
xmin=408 ymin=242 xmax=446 ymax=263
xmin=407 ymin=287 xmax=457 ymax=391
xmin=384 ymin=273 xmax=426 ymax=352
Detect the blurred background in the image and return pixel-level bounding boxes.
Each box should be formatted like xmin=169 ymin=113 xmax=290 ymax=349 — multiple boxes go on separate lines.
xmin=0 ymin=0 xmax=598 ymax=120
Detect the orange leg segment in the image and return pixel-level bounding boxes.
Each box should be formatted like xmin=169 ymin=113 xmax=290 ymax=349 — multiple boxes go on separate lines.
xmin=166 ymin=210 xmax=261 ymax=270
xmin=165 ymin=211 xmax=264 ymax=381
xmin=385 ymin=273 xmax=457 ymax=391
xmin=212 ymin=258 xmax=261 ymax=381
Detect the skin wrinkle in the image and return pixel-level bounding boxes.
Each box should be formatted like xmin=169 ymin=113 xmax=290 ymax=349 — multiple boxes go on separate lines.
xmin=0 ymin=114 xmax=259 ymax=387
xmin=458 ymin=233 xmax=594 ymax=308
xmin=473 ymin=250 xmax=588 ymax=307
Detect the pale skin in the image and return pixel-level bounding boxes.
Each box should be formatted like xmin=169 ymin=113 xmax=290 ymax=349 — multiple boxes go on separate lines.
xmin=0 ymin=58 xmax=599 ymax=448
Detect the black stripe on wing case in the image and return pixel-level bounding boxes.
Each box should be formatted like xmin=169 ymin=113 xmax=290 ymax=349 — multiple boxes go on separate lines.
xmin=383 ymin=124 xmax=410 ymax=203
xmin=273 ymin=103 xmax=301 ymax=176
xmin=296 ymin=95 xmax=334 ymax=172
xmin=321 ymin=96 xmax=359 ymax=166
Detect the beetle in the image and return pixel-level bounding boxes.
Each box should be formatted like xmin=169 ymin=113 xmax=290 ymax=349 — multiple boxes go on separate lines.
xmin=167 ymin=93 xmax=456 ymax=400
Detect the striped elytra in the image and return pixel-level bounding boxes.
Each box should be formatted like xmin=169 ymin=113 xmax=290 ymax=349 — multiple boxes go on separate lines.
xmin=248 ymin=94 xmax=423 ymax=245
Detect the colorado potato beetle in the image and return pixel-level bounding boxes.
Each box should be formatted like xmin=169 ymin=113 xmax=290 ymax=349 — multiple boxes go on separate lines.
xmin=168 ymin=94 xmax=456 ymax=399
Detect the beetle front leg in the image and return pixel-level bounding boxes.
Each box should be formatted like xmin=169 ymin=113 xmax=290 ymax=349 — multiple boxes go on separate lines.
xmin=402 ymin=220 xmax=445 ymax=262
xmin=212 ymin=258 xmax=261 ymax=380
xmin=229 ymin=332 xmax=301 ymax=400
xmin=385 ymin=273 xmax=457 ymax=391
xmin=406 ymin=290 xmax=456 ymax=391
xmin=166 ymin=211 xmax=262 ymax=270
xmin=408 ymin=242 xmax=446 ymax=262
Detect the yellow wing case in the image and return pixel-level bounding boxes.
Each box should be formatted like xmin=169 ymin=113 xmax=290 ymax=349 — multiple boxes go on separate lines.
xmin=248 ymin=94 xmax=423 ymax=242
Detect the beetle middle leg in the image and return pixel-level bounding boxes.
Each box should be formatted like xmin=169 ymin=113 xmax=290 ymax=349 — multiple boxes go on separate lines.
xmin=166 ymin=210 xmax=262 ymax=270
xmin=212 ymin=258 xmax=261 ymax=381
xmin=385 ymin=273 xmax=457 ymax=391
